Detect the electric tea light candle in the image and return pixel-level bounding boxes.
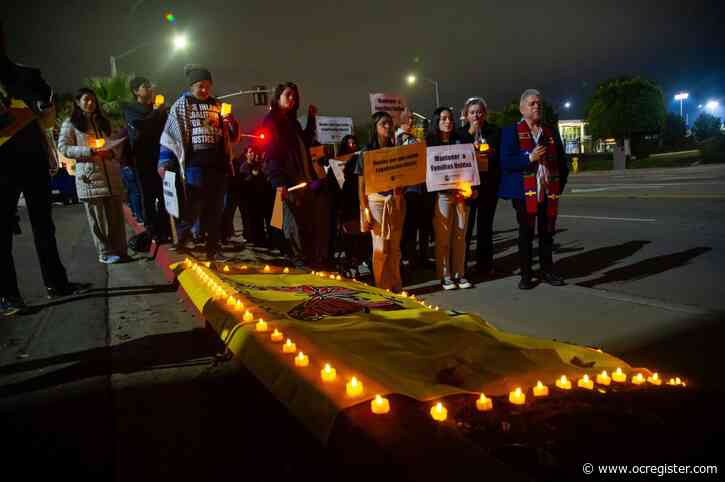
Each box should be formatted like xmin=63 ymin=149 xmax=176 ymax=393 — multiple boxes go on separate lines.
xmin=371 ymin=395 xmax=390 ymax=414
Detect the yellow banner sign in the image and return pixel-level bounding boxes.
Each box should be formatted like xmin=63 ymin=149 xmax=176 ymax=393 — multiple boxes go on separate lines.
xmin=363 ymin=143 xmax=426 ymax=194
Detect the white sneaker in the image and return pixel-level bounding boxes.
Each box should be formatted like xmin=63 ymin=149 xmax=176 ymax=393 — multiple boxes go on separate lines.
xmin=99 ymin=255 xmax=121 ymax=264
xmin=457 ymin=278 xmax=473 ymax=289
xmin=442 ymin=277 xmax=457 ymax=290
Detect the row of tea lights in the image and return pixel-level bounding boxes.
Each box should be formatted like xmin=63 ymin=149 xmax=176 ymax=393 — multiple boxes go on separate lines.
xmin=430 ymin=370 xmax=686 ymax=422
xmin=185 ymin=260 xmax=686 ymax=421
xmin=185 ymin=259 xmax=293 ymax=275
xmin=188 ymin=260 xmax=396 ymax=415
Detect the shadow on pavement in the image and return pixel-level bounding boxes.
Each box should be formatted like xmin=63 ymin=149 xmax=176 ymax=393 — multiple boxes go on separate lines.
xmin=578 ymin=246 xmax=711 ymax=287
xmin=553 ymin=240 xmax=651 ymax=279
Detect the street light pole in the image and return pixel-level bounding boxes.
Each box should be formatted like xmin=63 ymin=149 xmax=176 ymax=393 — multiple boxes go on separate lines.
xmin=674 ymin=92 xmax=689 ymax=125
xmin=109 ymin=34 xmax=187 ymax=76
xmin=406 ymin=74 xmax=440 ymax=107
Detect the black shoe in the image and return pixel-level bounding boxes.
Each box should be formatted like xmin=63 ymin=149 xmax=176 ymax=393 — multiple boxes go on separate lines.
xmin=46 ymin=282 xmax=91 ymax=299
xmin=541 ymin=271 xmax=566 ymax=286
xmin=518 ymin=276 xmax=535 ymax=290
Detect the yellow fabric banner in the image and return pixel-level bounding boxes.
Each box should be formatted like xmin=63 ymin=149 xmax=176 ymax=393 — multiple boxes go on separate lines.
xmin=175 ymin=264 xmax=631 ymax=443
xmin=363 ymin=143 xmax=426 ymax=194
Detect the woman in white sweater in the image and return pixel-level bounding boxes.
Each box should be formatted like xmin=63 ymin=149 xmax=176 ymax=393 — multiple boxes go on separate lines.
xmin=58 ymin=88 xmax=127 ymax=264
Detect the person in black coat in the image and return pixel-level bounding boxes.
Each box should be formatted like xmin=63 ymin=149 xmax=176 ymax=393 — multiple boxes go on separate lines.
xmin=122 ymin=76 xmax=170 ymax=243
xmin=457 ymin=96 xmax=501 ymax=276
xmin=1 ymin=23 xmax=87 ymax=315
xmin=261 ymin=82 xmax=330 ymax=268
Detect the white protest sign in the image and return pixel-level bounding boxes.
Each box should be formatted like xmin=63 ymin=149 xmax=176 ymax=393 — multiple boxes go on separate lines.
xmin=369 ymin=93 xmax=408 ymax=125
xmin=425 ymin=144 xmax=481 ymax=192
xmin=163 ymin=171 xmax=179 ymax=218
xmin=316 ymin=116 xmax=353 ymax=145
xmin=327 ymin=152 xmax=355 ymax=190
xmin=329 ymin=159 xmax=347 ymax=189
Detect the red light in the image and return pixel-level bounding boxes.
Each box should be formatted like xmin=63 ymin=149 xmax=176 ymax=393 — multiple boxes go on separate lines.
xmin=259 ymin=133 xmax=265 ymax=140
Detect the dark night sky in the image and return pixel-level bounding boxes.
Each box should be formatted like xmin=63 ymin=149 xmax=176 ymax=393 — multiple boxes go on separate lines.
xmin=5 ymin=0 xmax=725 ymax=130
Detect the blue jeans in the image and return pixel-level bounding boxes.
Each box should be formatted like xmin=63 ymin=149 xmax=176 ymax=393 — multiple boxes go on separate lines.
xmin=120 ymin=166 xmax=143 ymax=221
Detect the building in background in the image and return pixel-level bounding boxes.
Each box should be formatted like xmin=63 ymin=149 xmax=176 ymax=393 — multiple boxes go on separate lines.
xmin=558 ymin=119 xmax=616 ymax=153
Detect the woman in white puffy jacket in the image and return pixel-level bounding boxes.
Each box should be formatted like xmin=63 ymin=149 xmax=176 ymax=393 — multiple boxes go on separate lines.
xmin=58 ymin=88 xmax=127 ymax=264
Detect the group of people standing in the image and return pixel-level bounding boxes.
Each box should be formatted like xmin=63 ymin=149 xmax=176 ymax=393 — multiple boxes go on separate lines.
xmin=264 ymin=87 xmax=569 ymax=293
xmin=2 ymin=12 xmax=569 ymax=318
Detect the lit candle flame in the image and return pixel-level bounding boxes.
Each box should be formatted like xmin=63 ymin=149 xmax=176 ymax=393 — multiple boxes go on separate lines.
xmin=459 ymin=181 xmax=473 ymax=199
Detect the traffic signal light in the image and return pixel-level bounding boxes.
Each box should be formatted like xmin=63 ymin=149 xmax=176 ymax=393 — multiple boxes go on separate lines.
xmin=253 ymin=85 xmax=268 ymax=106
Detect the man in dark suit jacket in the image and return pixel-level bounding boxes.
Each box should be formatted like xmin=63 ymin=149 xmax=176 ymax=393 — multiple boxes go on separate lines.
xmin=1 ymin=22 xmax=87 ymax=316
xmin=499 ymin=89 xmax=568 ymax=290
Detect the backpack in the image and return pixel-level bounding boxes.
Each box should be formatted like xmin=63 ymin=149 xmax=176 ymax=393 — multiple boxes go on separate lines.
xmin=128 ymin=231 xmax=152 ymax=253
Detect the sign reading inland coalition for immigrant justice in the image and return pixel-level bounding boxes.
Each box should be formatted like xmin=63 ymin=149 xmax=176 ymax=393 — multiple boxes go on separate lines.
xmin=315 ymin=116 xmax=353 ymax=145
xmin=426 ymin=143 xmax=481 ymax=192
xmin=363 ymin=143 xmax=426 ymax=194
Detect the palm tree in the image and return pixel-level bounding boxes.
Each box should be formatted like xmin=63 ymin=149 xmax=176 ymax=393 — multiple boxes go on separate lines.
xmin=85 ymin=73 xmax=135 ymax=128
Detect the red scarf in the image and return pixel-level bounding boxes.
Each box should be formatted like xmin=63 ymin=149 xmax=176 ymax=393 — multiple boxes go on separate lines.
xmin=516 ymin=120 xmax=561 ymax=227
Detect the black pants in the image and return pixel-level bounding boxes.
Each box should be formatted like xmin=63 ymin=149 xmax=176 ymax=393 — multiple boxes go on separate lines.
xmin=512 ymin=198 xmax=554 ymax=277
xmin=1 ymin=152 xmax=69 ymax=299
xmin=137 ymin=165 xmax=170 ymax=241
xmin=466 ymin=187 xmax=499 ymax=269
xmin=178 ymin=169 xmax=228 ymax=256
xmin=401 ymin=190 xmax=433 ymax=265
xmin=221 ymin=184 xmax=244 ymax=241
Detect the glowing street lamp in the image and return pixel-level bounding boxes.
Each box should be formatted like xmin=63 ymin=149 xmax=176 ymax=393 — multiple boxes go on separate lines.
xmin=110 ymin=32 xmax=190 ymax=76
xmin=705 ymin=100 xmax=720 ymax=113
xmin=173 ymin=33 xmax=189 ymax=50
xmin=406 ymin=73 xmax=440 ymax=107
xmin=674 ymin=92 xmax=689 ymax=123
xmin=563 ymin=101 xmax=572 ymax=110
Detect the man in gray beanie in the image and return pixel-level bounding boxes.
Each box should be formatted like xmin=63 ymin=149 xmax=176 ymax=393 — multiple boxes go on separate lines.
xmin=158 ymin=64 xmax=241 ymax=262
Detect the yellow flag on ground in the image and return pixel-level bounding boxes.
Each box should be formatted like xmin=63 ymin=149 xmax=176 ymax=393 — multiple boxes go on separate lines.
xmin=177 ymin=266 xmax=630 ymax=443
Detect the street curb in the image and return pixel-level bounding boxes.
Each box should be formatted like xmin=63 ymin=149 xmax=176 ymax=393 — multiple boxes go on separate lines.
xmin=122 ymin=206 xmax=176 ymax=282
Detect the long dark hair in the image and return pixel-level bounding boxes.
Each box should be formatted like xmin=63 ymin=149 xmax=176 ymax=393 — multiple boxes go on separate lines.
xmin=367 ymin=111 xmax=394 ymax=150
xmin=426 ymin=106 xmax=457 ymax=144
xmin=338 ymin=134 xmax=359 ymax=155
xmin=270 ymin=82 xmax=300 ymax=119
xmin=70 ymin=88 xmax=111 ymax=136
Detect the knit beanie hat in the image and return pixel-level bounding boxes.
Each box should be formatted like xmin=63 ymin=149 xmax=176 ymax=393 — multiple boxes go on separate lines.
xmin=184 ymin=64 xmax=212 ymax=86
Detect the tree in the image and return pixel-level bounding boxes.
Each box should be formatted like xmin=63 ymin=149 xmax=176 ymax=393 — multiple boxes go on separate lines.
xmin=85 ymin=73 xmax=135 ymax=128
xmin=662 ymin=112 xmax=687 ymax=148
xmin=692 ymin=112 xmax=722 ymax=142
xmin=585 ymin=77 xmax=666 ymax=145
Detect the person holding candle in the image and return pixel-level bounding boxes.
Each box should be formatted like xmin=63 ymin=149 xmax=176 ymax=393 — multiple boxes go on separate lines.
xmin=499 ymin=89 xmax=568 ymax=290
xmin=158 ymin=64 xmax=241 ymax=262
xmin=458 ymin=97 xmax=501 ymax=276
xmin=355 ymin=111 xmax=406 ymax=292
xmin=426 ymin=107 xmax=474 ymax=291
xmin=58 ymin=88 xmax=127 ymax=264
xmin=261 ymin=82 xmax=330 ymax=268
xmin=122 ymin=76 xmax=171 ymax=245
